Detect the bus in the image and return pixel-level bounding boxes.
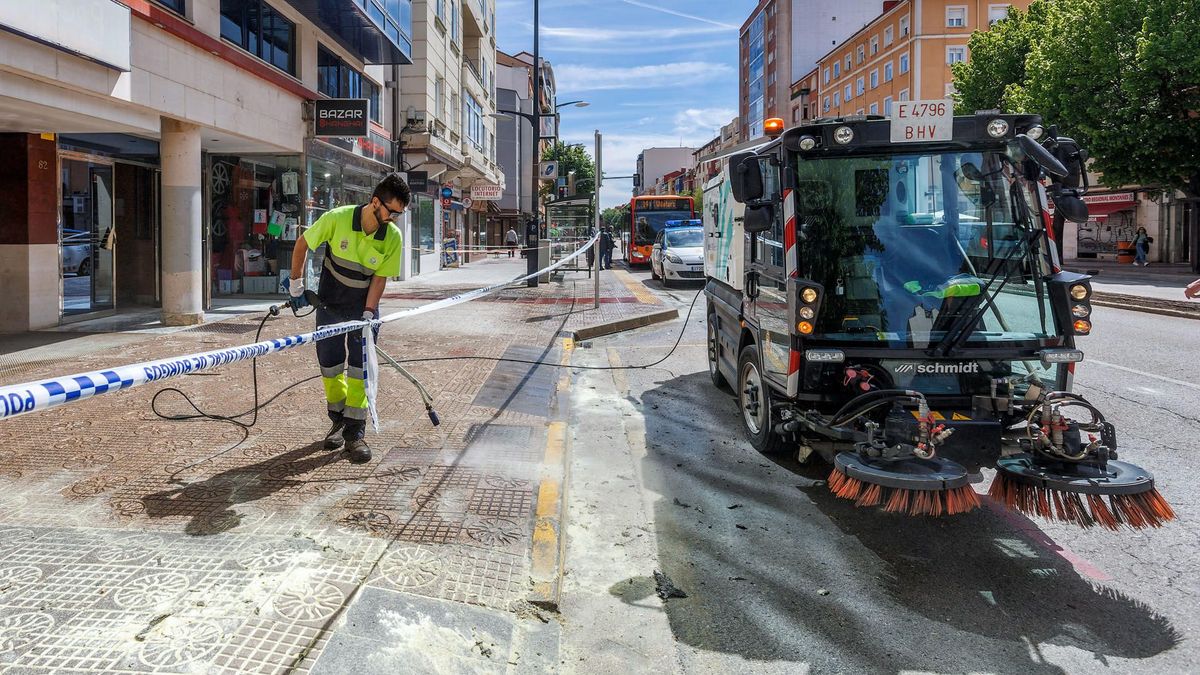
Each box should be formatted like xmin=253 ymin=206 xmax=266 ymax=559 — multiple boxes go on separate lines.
xmin=628 ymin=195 xmax=695 ymax=266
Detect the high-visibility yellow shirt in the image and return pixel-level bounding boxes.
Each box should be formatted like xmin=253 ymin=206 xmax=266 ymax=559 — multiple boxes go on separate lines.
xmin=303 ymin=204 xmax=402 ymax=312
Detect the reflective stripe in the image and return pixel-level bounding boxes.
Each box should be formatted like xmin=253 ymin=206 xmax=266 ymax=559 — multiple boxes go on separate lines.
xmin=327 ymin=400 xmax=346 ymax=413
xmin=327 ymin=249 xmax=375 ymax=277
xmin=322 ymin=257 xmax=371 ymax=289
xmin=320 ymin=365 xmax=343 ymax=378
xmin=343 ymin=405 xmax=368 ymax=420
xmin=346 ymin=366 xmax=364 ymax=380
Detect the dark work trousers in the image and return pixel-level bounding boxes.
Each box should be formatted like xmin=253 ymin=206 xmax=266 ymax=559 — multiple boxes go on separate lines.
xmin=315 ymin=306 xmax=367 ymax=441
xmin=600 ymin=248 xmax=613 ymax=269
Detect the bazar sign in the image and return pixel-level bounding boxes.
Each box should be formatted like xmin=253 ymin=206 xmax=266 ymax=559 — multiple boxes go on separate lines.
xmin=470 ymin=184 xmax=503 ymax=200
xmin=314 ymin=99 xmax=369 ymax=137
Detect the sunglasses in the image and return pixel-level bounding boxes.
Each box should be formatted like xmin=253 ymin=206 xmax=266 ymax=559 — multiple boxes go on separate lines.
xmin=377 ymin=200 xmax=407 ymax=221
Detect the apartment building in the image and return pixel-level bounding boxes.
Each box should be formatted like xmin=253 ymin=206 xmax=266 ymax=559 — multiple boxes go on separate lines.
xmin=813 ymin=0 xmax=1031 ymax=119
xmin=494 ymin=50 xmax=534 ymax=247
xmin=0 ymin=0 xmax=414 ymax=331
xmin=738 ymin=0 xmax=791 ymax=141
xmin=634 ymin=147 xmax=696 ymax=197
xmin=399 ymin=0 xmax=502 ymax=268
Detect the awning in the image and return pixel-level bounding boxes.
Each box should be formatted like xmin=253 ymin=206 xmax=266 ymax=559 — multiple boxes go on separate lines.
xmin=1047 ymin=191 xmax=1136 ymax=218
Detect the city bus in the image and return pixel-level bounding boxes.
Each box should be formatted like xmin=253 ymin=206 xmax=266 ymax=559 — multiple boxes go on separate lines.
xmin=628 ymin=195 xmax=695 ymax=266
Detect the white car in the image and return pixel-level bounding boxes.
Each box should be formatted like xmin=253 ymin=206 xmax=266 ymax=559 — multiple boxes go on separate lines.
xmin=650 ymin=227 xmax=704 ymax=287
xmin=61 ymin=228 xmax=92 ymax=276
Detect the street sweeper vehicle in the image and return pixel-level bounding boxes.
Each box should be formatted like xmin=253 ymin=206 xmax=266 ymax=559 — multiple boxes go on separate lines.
xmin=701 ymin=110 xmax=1174 ymax=530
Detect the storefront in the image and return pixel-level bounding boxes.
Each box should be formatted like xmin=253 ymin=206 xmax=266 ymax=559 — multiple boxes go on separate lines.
xmin=57 ymin=134 xmax=161 ymax=322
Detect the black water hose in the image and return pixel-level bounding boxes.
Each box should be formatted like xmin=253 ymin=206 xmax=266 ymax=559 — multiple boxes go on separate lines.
xmin=829 ymin=388 xmax=924 ymax=426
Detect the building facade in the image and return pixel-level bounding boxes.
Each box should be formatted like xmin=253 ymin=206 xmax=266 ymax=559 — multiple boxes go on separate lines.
xmin=812 ymin=0 xmax=1032 ymax=120
xmin=634 ymin=147 xmax=696 ymax=197
xmin=738 ymin=0 xmax=790 ymax=141
xmin=0 ymin=0 xmax=415 ymax=331
xmin=494 ymin=51 xmax=532 ymax=247
xmin=398 ymin=0 xmax=501 ymax=268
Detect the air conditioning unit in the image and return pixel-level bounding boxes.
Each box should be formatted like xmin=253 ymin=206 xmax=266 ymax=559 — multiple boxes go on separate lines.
xmin=405 ymin=108 xmax=427 ymax=129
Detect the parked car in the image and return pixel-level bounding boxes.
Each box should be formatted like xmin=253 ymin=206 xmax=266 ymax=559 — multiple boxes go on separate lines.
xmin=650 ymin=225 xmax=704 ymax=287
xmin=61 ymin=228 xmax=92 ymax=276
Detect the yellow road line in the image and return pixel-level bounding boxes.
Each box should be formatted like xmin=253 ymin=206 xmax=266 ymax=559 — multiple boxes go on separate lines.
xmin=529 ymin=340 xmax=573 ymax=608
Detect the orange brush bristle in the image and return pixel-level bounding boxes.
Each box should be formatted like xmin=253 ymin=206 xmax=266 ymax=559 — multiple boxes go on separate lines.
xmin=829 ymin=465 xmax=983 ymax=516
xmin=989 ymin=471 xmax=1175 ymax=530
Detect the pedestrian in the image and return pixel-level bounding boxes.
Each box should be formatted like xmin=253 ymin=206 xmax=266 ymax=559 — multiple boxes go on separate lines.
xmin=600 ymin=226 xmax=615 ymax=269
xmin=1186 ymin=278 xmax=1200 ymax=300
xmin=1132 ymin=226 xmax=1152 ymax=266
xmin=505 ymin=225 xmax=519 ymax=258
xmin=586 ymin=225 xmax=596 ymax=270
xmin=287 ymin=172 xmax=409 ymax=464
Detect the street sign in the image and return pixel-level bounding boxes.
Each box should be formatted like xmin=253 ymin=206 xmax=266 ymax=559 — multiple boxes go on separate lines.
xmin=540 ymin=161 xmax=558 ymax=181
xmin=408 ymin=171 xmax=428 ymax=192
xmin=462 ymin=197 xmax=474 ymax=209
xmin=470 ymin=183 xmax=503 ymax=200
xmin=441 ymin=198 xmax=452 ymax=209
xmin=891 ymin=99 xmax=953 ymax=143
xmin=314 ymin=99 xmax=369 ymax=137
xmin=441 ymin=186 xmax=454 ymax=199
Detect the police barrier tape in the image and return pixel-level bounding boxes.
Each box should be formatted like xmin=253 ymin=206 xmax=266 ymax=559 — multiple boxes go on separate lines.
xmin=0 ymin=233 xmax=600 ymax=423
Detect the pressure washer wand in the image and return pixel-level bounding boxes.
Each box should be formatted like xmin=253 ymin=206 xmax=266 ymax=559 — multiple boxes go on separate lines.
xmin=375 ymin=345 xmax=440 ymax=427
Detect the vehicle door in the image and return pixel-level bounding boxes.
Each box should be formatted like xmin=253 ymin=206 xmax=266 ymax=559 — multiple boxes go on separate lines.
xmin=746 ymin=156 xmax=792 ymax=388
xmin=652 ymin=230 xmax=664 ymax=275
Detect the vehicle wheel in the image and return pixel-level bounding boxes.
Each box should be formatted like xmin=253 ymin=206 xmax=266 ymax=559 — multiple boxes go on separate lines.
xmin=707 ymin=312 xmax=730 ymax=390
xmin=651 ymin=265 xmax=659 ymax=280
xmin=77 ymin=258 xmax=91 ymax=276
xmin=738 ymin=345 xmax=786 ymax=455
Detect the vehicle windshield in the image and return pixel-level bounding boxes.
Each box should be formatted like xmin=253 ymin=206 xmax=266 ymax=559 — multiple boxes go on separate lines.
xmin=665 ymin=228 xmax=703 ymax=248
xmin=634 ymin=211 xmax=692 ymax=246
xmin=792 ymin=149 xmax=1053 ymax=350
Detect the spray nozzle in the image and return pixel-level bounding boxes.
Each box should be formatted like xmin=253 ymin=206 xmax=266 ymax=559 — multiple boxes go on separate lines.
xmin=427 ymin=408 xmax=441 ymax=427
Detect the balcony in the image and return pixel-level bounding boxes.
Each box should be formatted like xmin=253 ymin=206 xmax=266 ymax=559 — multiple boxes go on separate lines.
xmin=278 ymin=0 xmax=413 ymax=64
xmin=461 ymin=0 xmax=487 ymax=38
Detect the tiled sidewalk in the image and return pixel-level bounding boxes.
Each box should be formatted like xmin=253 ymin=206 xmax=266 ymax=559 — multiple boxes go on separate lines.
xmin=0 ymin=260 xmax=656 ymax=673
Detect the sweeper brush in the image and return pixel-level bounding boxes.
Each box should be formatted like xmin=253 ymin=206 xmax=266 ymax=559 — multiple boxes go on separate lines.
xmin=829 ymin=453 xmax=981 ymax=516
xmin=990 ymin=454 xmax=1175 ymax=530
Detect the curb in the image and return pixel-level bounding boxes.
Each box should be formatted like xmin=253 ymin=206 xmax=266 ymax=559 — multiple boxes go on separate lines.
xmin=1091 ymin=292 xmax=1200 ymax=321
xmin=569 ymin=308 xmax=680 ymax=341
xmin=528 ymin=337 xmax=573 ymax=611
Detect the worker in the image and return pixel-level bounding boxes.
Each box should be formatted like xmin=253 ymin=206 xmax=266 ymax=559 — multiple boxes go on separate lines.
xmin=287 ymin=173 xmax=409 ymax=463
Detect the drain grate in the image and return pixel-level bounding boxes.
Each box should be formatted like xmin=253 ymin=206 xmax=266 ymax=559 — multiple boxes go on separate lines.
xmin=184 ymin=322 xmax=262 ymax=335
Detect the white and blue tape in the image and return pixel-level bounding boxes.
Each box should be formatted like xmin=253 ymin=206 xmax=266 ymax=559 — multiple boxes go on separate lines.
xmin=0 ymin=234 xmax=598 ymax=423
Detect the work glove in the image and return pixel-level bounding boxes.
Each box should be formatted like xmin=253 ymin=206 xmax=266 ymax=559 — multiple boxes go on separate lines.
xmin=288 ymin=278 xmax=309 ymax=312
xmin=363 ymin=307 xmax=380 ymax=341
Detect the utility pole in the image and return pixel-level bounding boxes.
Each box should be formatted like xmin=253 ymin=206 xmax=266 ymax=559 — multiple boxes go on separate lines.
xmin=593 ymin=129 xmax=602 ymax=309
xmin=527 ymin=0 xmax=541 ymax=287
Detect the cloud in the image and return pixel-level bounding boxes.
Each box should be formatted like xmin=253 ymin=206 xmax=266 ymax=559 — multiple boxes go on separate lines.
xmin=672 ymin=106 xmax=736 ymax=136
xmin=619 ymin=0 xmax=739 ymax=29
xmin=541 ymin=23 xmax=731 ymax=42
xmin=555 ymin=61 xmax=733 ymax=92
xmin=563 ymin=128 xmax=721 ymax=207
xmin=546 ymin=38 xmax=733 ymax=55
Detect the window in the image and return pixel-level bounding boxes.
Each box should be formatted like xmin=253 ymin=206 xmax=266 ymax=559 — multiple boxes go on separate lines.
xmin=900 ymin=16 xmax=910 ymax=36
xmin=884 ymin=62 xmax=893 ymax=82
xmin=845 ymin=55 xmax=852 ymax=71
xmin=870 ymin=37 xmax=879 ymax=55
xmin=792 ymin=106 xmax=799 ymax=123
xmin=989 ymin=4 xmax=1010 ymax=25
xmin=823 ymin=96 xmax=830 ymax=112
xmin=843 ymin=84 xmax=851 ymax=101
xmin=899 ymin=53 xmax=909 ymax=73
xmin=856 ymin=108 xmax=864 ymax=115
xmin=462 ymin=93 xmax=484 ymax=150
xmin=317 ymin=46 xmax=382 ymax=123
xmin=870 ymin=69 xmax=878 ymax=88
xmin=220 ymin=0 xmax=296 ymax=75
xmin=450 ymin=0 xmax=459 ymax=45
xmin=833 ymin=62 xmax=840 ymax=78
xmin=883 ymin=96 xmax=893 ymax=115
xmin=434 ymin=76 xmax=445 ymax=121
xmin=823 ymin=67 xmax=830 ymax=84
xmin=884 ymin=25 xmax=894 ymax=45
xmin=856 ymin=46 xmax=865 ymax=64
xmin=436 ymin=0 xmax=445 ymax=21
xmin=869 ymin=102 xmax=878 ymax=115
xmin=946 ymin=6 xmax=966 ymax=27
xmin=856 ymin=77 xmax=864 ymax=95
xmin=899 ymin=88 xmax=909 ymax=101
xmin=154 ymin=0 xmax=185 ymax=13
xmin=947 ymin=46 xmax=966 ymax=64
xmin=833 ymin=92 xmax=840 ymax=107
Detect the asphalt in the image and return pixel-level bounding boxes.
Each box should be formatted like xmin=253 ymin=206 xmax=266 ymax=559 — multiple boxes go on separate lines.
xmin=559 ymin=271 xmax=1199 ymax=674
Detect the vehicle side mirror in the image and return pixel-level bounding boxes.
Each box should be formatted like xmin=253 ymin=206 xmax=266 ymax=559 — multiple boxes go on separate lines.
xmin=730 ymin=152 xmax=763 ymax=203
xmin=1052 ymin=195 xmax=1090 ymax=223
xmin=1049 ymin=136 xmax=1088 ymax=190
xmin=960 ymin=162 xmax=984 ymax=182
xmin=1015 ymin=134 xmax=1069 ymax=179
xmin=744 ymin=204 xmax=774 ymax=233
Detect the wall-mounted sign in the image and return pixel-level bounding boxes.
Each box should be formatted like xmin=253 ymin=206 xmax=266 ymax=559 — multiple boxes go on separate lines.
xmin=314 ymin=99 xmax=369 ymax=137
xmin=470 ymin=184 xmax=503 ymax=200
xmin=408 ymin=171 xmax=429 ymax=192
xmin=441 ymin=186 xmax=454 ymax=199
xmin=321 ymin=131 xmax=392 ymax=166
xmin=539 ymin=161 xmax=558 ymax=181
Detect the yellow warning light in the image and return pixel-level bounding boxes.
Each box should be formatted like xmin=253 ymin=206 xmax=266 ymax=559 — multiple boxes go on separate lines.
xmin=797 ymin=321 xmax=815 ymax=335
xmin=764 ymin=118 xmax=785 ymax=137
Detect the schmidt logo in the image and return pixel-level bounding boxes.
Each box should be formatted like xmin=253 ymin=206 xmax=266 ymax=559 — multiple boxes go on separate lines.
xmin=894 ymin=362 xmax=980 ymax=374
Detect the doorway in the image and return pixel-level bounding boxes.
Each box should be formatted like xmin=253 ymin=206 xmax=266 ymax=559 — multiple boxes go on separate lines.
xmin=60 ymin=153 xmax=115 ymax=317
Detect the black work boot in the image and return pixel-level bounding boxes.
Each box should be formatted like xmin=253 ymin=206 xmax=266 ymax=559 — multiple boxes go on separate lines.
xmin=346 ymin=438 xmax=372 ymax=464
xmin=323 ymin=421 xmax=345 ymax=449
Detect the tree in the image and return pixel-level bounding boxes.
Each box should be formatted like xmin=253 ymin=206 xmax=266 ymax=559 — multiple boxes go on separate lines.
xmin=950 ymin=3 xmax=1049 ymax=114
xmin=689 ymin=186 xmax=704 ymax=217
xmin=953 ymin=0 xmax=1200 ymax=196
xmin=540 ymin=141 xmax=596 ymax=200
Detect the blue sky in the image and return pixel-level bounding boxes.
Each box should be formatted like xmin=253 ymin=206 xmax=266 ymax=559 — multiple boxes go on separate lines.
xmin=495 ymin=0 xmax=755 ymax=208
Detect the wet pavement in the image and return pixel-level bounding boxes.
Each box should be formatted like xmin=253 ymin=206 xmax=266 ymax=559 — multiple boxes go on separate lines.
xmin=0 ymin=258 xmax=649 ymax=673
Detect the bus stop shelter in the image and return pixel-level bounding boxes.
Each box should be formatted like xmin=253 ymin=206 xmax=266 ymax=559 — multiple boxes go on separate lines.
xmin=545 ymin=194 xmax=594 ymax=273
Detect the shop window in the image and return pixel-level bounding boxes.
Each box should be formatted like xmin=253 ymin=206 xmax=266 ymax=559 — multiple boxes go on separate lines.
xmin=317 ymin=46 xmax=383 ymax=124
xmin=220 ymin=0 xmax=296 ymax=75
